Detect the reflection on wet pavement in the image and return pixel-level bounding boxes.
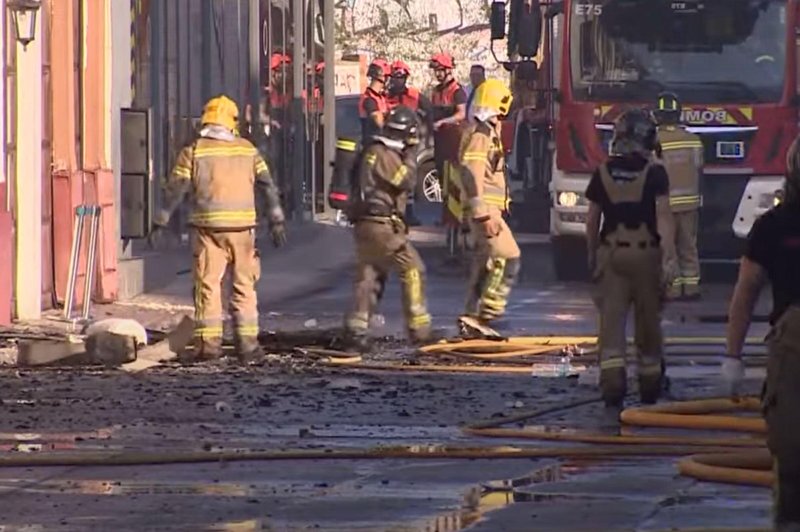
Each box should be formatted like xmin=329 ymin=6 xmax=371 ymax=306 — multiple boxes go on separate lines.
xmin=466 ymin=458 xmax=770 ymax=532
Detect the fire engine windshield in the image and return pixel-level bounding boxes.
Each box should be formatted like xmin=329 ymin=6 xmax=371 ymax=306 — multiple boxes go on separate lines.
xmin=570 ymin=0 xmax=787 ymax=103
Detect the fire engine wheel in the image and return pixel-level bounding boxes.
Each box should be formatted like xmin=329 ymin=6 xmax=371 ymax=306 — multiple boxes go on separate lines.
xmin=417 ymin=160 xmax=442 ymax=203
xmin=552 ymin=235 xmax=590 ymax=282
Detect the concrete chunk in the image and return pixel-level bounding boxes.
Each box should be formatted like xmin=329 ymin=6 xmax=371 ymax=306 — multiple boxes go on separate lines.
xmin=85 ymin=331 xmax=137 ymax=366
xmin=122 ymin=315 xmax=194 ymax=373
xmin=17 ymin=340 xmax=87 ymax=367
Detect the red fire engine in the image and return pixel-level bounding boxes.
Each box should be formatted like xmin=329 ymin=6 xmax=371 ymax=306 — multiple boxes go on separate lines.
xmin=492 ymin=0 xmax=793 ymax=280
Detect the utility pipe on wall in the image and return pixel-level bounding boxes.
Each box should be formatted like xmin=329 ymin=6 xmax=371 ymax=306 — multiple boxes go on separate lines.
xmin=15 ymin=24 xmax=43 ymax=319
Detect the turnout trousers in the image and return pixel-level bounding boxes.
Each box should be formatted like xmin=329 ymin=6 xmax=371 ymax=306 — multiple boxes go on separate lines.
xmin=593 ymin=226 xmax=665 ymax=406
xmin=464 ymin=209 xmax=521 ymax=323
xmin=663 ymin=209 xmax=700 ymax=298
xmin=192 ymin=227 xmax=261 ymax=358
xmin=763 ymin=306 xmax=800 ymax=529
xmin=345 ymin=218 xmax=432 ymax=339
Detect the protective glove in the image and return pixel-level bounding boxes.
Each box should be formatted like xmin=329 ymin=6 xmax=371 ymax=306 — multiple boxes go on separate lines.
xmin=269 ymin=222 xmax=287 ymax=248
xmin=662 ymin=260 xmax=680 ymax=288
xmin=720 ymin=356 xmax=746 ymax=398
xmin=147 ymin=224 xmax=166 ymax=249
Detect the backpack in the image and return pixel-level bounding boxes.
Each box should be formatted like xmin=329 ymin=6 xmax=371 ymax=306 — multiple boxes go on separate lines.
xmin=328 ymin=137 xmax=366 ymax=219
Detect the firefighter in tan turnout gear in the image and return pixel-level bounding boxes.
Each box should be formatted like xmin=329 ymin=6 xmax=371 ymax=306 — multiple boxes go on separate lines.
xmin=586 ymin=108 xmax=676 ymax=409
xmin=344 ymin=105 xmax=432 ymax=351
xmin=457 ymin=79 xmax=521 ymax=338
xmin=654 ymin=92 xmax=704 ymax=300
xmin=151 ymin=95 xmax=286 ymax=364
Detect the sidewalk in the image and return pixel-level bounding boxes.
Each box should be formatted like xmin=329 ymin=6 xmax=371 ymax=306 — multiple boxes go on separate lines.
xmin=0 ymin=221 xmax=358 ymax=364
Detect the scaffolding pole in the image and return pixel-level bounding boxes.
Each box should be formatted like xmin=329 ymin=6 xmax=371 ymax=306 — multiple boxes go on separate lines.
xmin=323 ymin=0 xmax=335 ymax=217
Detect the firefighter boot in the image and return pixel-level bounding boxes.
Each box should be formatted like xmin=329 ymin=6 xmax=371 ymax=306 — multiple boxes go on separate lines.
xmin=638 ymin=372 xmax=664 ymax=405
xmin=236 ymin=337 xmax=263 ymax=366
xmin=342 ymin=329 xmax=372 ymax=353
xmin=183 ymin=337 xmax=223 ymax=365
xmin=409 ymin=326 xmax=448 ymax=346
xmin=409 ymin=325 xmax=432 ymax=345
xmin=457 ymin=315 xmax=503 ymax=340
xmin=600 ymin=366 xmax=627 ymax=409
xmin=682 ymin=285 xmax=701 ymax=301
xmin=601 ymin=403 xmax=624 ymax=430
xmin=664 ymin=282 xmax=682 ymax=301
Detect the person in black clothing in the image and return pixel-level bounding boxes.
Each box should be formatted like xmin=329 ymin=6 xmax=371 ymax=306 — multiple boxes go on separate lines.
xmin=725 ymin=135 xmax=800 ymax=530
xmin=585 ymin=108 xmax=677 ymax=410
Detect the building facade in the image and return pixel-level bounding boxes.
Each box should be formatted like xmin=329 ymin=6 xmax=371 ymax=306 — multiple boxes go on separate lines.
xmin=0 ymin=0 xmax=131 ymax=323
xmin=0 ymin=0 xmax=327 ymax=323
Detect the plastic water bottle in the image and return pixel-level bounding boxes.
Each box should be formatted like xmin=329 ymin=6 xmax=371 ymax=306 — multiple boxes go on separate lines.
xmin=531 ymin=355 xmax=573 ymax=378
xmin=558 ymin=354 xmax=570 ymax=377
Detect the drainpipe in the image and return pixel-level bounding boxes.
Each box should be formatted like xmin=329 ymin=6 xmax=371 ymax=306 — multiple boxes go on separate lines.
xmin=15 ymin=13 xmax=43 ymax=319
xmin=50 ymin=0 xmax=81 ymax=305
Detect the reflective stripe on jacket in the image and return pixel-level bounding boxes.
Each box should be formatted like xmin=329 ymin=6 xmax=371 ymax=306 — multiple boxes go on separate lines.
xmin=459 ymin=121 xmax=509 ymax=219
xmin=173 ymin=138 xmax=269 ymax=229
xmin=657 ymin=126 xmax=704 ymax=212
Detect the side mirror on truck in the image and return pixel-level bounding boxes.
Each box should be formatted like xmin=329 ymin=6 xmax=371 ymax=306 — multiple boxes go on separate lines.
xmin=509 ymin=0 xmax=542 ymax=58
xmin=490 ymin=1 xmax=506 ymax=40
xmin=545 ymin=1 xmax=564 ymax=19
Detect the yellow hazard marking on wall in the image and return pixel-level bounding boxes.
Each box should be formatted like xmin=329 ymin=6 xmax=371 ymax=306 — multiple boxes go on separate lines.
xmin=738 ymin=107 xmax=754 ymax=121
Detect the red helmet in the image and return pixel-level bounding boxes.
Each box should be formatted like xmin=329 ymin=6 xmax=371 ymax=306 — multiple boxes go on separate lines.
xmin=429 ymin=52 xmax=454 ymax=70
xmin=367 ymin=58 xmax=391 ymax=80
xmin=315 ymin=61 xmax=325 ymax=74
xmin=270 ymin=53 xmax=291 ymax=71
xmin=391 ymin=60 xmax=411 ymax=77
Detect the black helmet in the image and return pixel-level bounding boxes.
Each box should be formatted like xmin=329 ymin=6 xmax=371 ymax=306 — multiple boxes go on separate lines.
xmin=654 ymin=91 xmax=682 ymax=125
xmin=383 ymin=105 xmax=419 ymax=144
xmin=611 ymin=108 xmax=657 ymax=156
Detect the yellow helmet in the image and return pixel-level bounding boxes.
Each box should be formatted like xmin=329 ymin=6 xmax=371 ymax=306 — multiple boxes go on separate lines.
xmin=201 ymin=95 xmax=239 ymax=131
xmin=471 ymin=78 xmax=513 ymax=122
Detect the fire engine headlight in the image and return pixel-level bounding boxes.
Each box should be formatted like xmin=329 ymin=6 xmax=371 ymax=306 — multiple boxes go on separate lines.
xmin=557 ymin=191 xmax=581 ymax=207
xmin=758 ymin=190 xmax=783 ymax=209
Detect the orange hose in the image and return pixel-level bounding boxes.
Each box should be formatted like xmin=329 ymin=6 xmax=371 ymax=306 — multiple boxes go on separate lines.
xmin=0 ymin=444 xmax=745 ymax=468
xmin=620 ymin=398 xmax=766 ymax=433
xmin=463 ymin=426 xmax=765 ymax=448
xmin=678 ymin=450 xmax=773 ymax=488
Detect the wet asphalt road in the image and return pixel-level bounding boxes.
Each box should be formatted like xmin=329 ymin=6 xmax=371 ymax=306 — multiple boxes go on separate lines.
xmin=0 ymin=218 xmax=775 ymax=531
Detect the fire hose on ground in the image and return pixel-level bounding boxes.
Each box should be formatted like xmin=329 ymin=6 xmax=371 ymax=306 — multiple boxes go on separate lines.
xmin=308 ymin=337 xmax=775 ymax=488
xmin=0 ymin=337 xmax=774 ymax=490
